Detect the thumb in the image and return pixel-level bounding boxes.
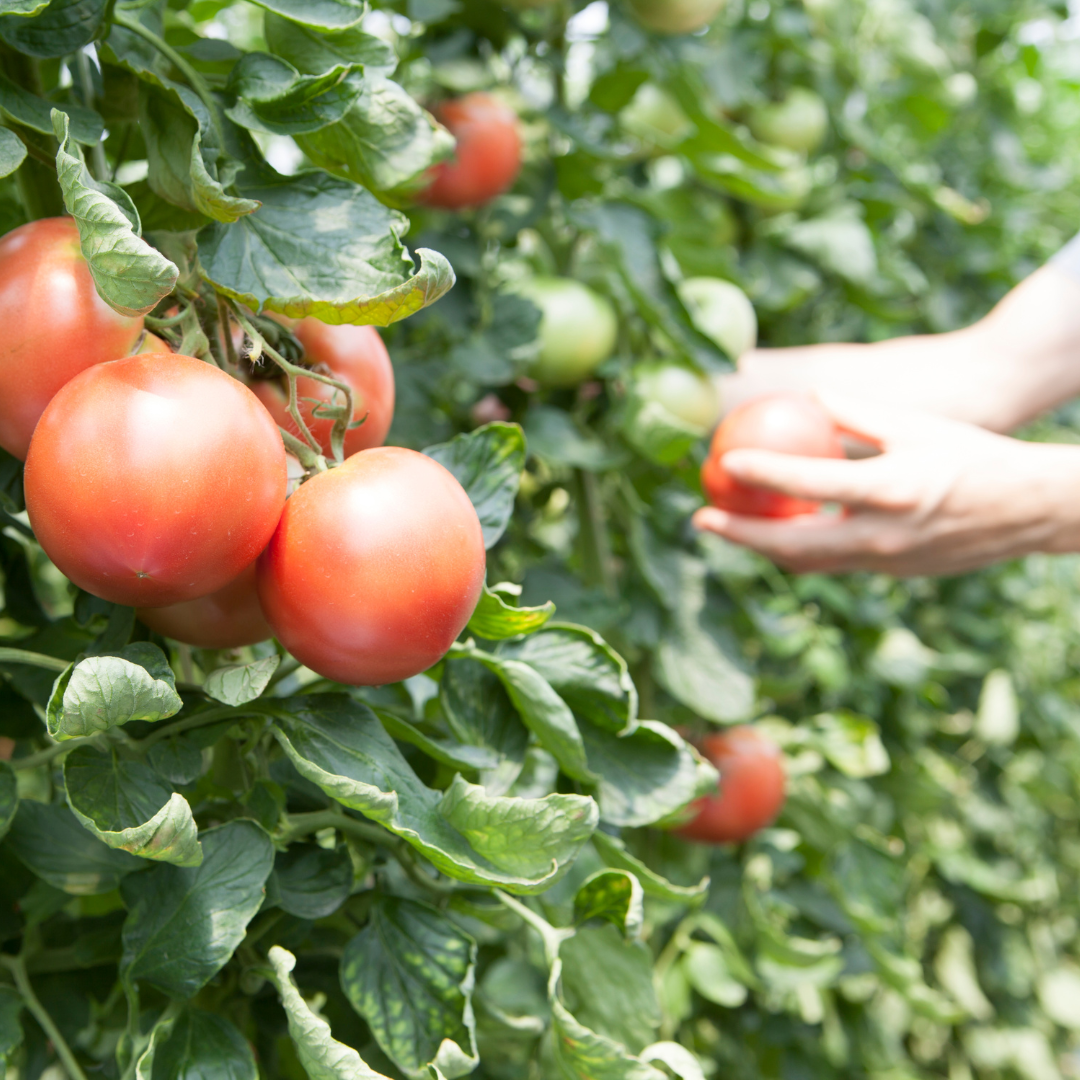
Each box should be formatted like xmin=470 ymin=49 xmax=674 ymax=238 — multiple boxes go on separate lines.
xmin=817 ymin=391 xmax=961 ymax=450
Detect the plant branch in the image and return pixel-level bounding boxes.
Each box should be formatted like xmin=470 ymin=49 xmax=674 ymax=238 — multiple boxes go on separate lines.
xmin=1 ymin=954 xmax=89 ymax=1080
xmin=0 ymin=647 xmax=69 ymax=672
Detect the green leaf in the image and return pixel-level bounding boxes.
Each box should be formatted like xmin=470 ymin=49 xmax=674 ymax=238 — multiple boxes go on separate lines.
xmin=341 ymin=896 xmax=478 ymax=1079
xmin=655 ymin=618 xmax=755 ymax=724
xmin=266 ymin=843 xmax=353 ymax=920
xmin=523 ymin=406 xmax=628 ymax=471
xmin=467 ymin=583 xmax=555 ymax=640
xmin=809 ymin=711 xmax=891 ymax=778
xmin=198 ymin=171 xmax=454 ymax=325
xmin=590 ymin=832 xmax=708 ymax=903
xmin=582 ymin=721 xmax=717 ymax=828
xmin=560 ymin=925 xmax=661 ymax=1054
xmin=120 ymin=820 xmax=274 ymax=998
xmin=263 ymin=15 xmax=397 ymax=77
xmin=0 ymin=762 xmax=16 ymax=845
xmin=497 ymin=624 xmax=637 ymax=736
xmin=0 ymin=0 xmax=48 ymax=14
xmin=270 ymin=694 xmax=597 ymax=893
xmin=204 ymin=655 xmax=280 ymax=706
xmin=620 ymin=393 xmax=704 ymax=467
xmin=681 ymin=943 xmax=748 ymax=1008
xmin=549 ymin=999 xmax=667 ymax=1080
xmin=0 ymin=71 xmax=102 ymax=144
xmin=573 ymin=870 xmax=644 ymax=939
xmin=52 ymin=110 xmax=178 ymax=317
xmin=136 ymin=1007 xmax=257 ymax=1080
xmin=225 ymin=53 xmax=365 ymax=136
xmin=63 ymin=746 xmax=203 ymax=867
xmin=0 ymin=128 xmax=25 ymax=179
xmin=247 ymin=0 xmax=365 ymax=30
xmin=268 ymin=945 xmax=393 ymax=1080
xmin=0 ymin=0 xmax=109 ymax=57
xmin=46 ymin=642 xmax=183 ymax=741
xmin=439 ymin=658 xmax=528 ymax=795
xmin=6 ymin=799 xmax=143 ymax=895
xmin=423 ymin=423 xmax=526 ymax=549
xmin=374 ymin=708 xmax=501 ymax=773
xmin=0 ymin=986 xmax=22 ymax=1074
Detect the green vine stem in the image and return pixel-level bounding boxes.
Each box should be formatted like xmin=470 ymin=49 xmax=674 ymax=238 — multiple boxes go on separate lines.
xmin=111 ymin=10 xmax=227 ymax=150
xmin=0 ymin=647 xmax=68 ymax=672
xmin=0 ymin=953 xmax=90 ymax=1080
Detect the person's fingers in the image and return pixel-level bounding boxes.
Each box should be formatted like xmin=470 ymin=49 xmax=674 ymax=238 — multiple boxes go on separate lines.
xmin=816 ymin=391 xmax=965 ymax=450
xmin=718 ymin=449 xmax=917 ymax=510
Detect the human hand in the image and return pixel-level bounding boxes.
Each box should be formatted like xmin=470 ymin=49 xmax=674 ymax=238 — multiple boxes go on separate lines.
xmin=692 ymin=395 xmax=1080 ymax=576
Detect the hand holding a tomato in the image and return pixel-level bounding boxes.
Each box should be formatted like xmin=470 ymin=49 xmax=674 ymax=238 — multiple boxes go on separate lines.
xmin=694 ymin=394 xmax=1080 ymax=576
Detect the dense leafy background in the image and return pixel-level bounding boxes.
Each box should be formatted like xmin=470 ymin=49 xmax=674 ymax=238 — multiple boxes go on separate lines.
xmin=3 ymin=0 xmax=1080 ymax=1078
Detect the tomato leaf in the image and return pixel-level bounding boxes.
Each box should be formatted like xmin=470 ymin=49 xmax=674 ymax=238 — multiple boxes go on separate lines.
xmin=204 ymin=655 xmax=280 ymax=706
xmin=52 ymin=110 xmax=179 ymax=317
xmin=573 ymin=870 xmax=644 ymax=939
xmin=246 ymin=0 xmax=365 ymax=31
xmin=0 ymin=987 xmax=22 ymax=1077
xmin=373 ymin=707 xmax=501 ymax=773
xmin=340 ymin=896 xmax=478 ymax=1079
xmin=197 ymin=171 xmax=455 ymax=324
xmin=468 ymin=582 xmax=555 ymax=639
xmin=46 ymin=642 xmax=183 ymax=741
xmin=0 ymin=0 xmax=109 ymax=57
xmin=0 ymin=128 xmax=25 ymax=178
xmin=0 ymin=762 xmax=17 ymax=846
xmin=549 ymin=998 xmax=667 ymax=1080
xmin=0 ymin=0 xmax=48 ymax=15
xmin=263 ymin=14 xmax=397 ymax=77
xmin=265 ymin=843 xmax=353 ymax=920
xmin=590 ymin=832 xmax=709 ymax=903
xmin=6 ymin=800 xmax=143 ymax=895
xmin=423 ymin=423 xmax=525 ymax=548
xmin=655 ymin=617 xmax=755 ymax=724
xmin=134 ymin=1008 xmax=257 ymax=1080
xmin=63 ymin=746 xmax=203 ymax=867
xmin=268 ymin=945 xmax=395 ymax=1080
xmin=0 ymin=71 xmax=102 ymax=144
xmin=269 ymin=694 xmax=597 ymax=892
xmin=120 ymin=820 xmax=274 ymax=998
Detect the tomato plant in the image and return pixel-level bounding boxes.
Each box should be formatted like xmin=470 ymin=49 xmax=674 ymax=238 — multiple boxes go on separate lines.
xmin=419 ymin=93 xmax=522 ymax=210
xmin=702 ymin=394 xmax=845 ymax=517
xmin=250 ymin=319 xmax=395 ymax=458
xmin=257 ymin=447 xmax=485 ymax=685
xmin=25 ymin=354 xmax=287 ymax=607
xmin=747 ymin=87 xmax=830 ymax=155
xmin=0 ymin=217 xmax=145 ymax=460
xmin=676 ymin=727 xmax=786 ymax=843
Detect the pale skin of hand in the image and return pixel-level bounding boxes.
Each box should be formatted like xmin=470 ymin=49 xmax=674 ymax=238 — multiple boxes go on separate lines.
xmin=694 ymin=264 xmax=1080 ymax=575
xmin=693 ymin=394 xmax=1080 ymax=576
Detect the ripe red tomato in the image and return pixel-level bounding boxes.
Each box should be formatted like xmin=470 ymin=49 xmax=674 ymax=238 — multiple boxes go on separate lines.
xmin=250 ymin=319 xmax=394 ymax=458
xmin=677 ymin=726 xmax=786 ymax=844
xmin=25 ymin=354 xmax=287 ymax=608
xmin=257 ymin=447 xmax=485 ymax=685
xmin=137 ymin=563 xmax=271 ymax=649
xmin=420 ymin=94 xmax=522 ymax=210
xmin=0 ymin=217 xmax=145 ymax=460
xmin=701 ymin=393 xmax=843 ymax=517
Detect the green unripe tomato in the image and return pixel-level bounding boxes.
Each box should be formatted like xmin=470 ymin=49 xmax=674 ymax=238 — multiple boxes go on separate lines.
xmin=518 ymin=277 xmax=618 ymax=387
xmin=620 ymin=83 xmax=693 ymax=151
xmin=626 ymin=0 xmax=725 ymax=34
xmin=678 ymin=277 xmax=757 ymax=359
xmin=633 ymin=363 xmax=720 ymax=430
xmin=748 ymin=88 xmax=829 ymax=155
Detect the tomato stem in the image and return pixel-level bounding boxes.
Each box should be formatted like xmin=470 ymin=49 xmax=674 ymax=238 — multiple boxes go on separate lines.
xmin=0 ymin=647 xmax=69 ymax=672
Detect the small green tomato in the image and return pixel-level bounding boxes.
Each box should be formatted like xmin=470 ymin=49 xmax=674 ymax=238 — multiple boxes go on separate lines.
xmin=677 ymin=277 xmax=757 ymax=360
xmin=634 ymin=363 xmax=720 ymax=430
xmin=748 ymin=88 xmax=829 ymax=155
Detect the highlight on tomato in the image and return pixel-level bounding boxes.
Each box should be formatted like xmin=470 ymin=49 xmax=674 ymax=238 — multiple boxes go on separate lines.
xmin=25 ymin=353 xmax=287 ymax=608
xmin=748 ymin=87 xmax=829 ymax=155
xmin=620 ymin=83 xmax=694 ymax=152
xmin=257 ymin=446 xmax=485 ymax=686
xmin=516 ymin=276 xmax=618 ymax=387
xmin=626 ymin=0 xmax=726 ymax=35
xmin=0 ymin=217 xmax=145 ymax=460
xmin=677 ymin=726 xmax=786 ymax=844
xmin=701 ymin=393 xmax=844 ymax=517
xmin=420 ymin=93 xmax=522 ymax=210
xmin=677 ymin=276 xmax=757 ymax=360
xmin=137 ymin=563 xmax=272 ymax=649
xmin=632 ymin=363 xmax=720 ymax=430
xmin=250 ymin=318 xmax=395 ymax=458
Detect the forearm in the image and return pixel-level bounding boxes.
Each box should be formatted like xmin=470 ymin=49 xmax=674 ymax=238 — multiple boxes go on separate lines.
xmin=721 ymin=263 xmax=1080 ymax=433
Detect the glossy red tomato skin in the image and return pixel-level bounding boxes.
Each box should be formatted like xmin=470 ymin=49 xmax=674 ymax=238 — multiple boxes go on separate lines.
xmin=137 ymin=562 xmax=272 ymax=649
xmin=257 ymin=447 xmax=485 ymax=686
xmin=0 ymin=217 xmax=144 ymax=460
xmin=677 ymin=727 xmax=786 ymax=844
xmin=251 ymin=319 xmax=394 ymax=458
xmin=420 ymin=94 xmax=522 ymax=210
xmin=25 ymin=354 xmax=287 ymax=608
xmin=701 ymin=393 xmax=844 ymax=517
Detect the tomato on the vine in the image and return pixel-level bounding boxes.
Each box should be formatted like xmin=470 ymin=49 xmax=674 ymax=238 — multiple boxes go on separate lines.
xmin=701 ymin=394 xmax=844 ymax=517
xmin=677 ymin=726 xmax=786 ymax=843
xmin=516 ymin=276 xmax=618 ymax=387
xmin=0 ymin=217 xmax=145 ymax=460
xmin=251 ymin=319 xmax=395 ymax=458
xmin=420 ymin=94 xmax=522 ymax=210
xmin=633 ymin=363 xmax=720 ymax=430
xmin=25 ymin=354 xmax=287 ymax=607
xmin=626 ymin=0 xmax=726 ymax=35
xmin=137 ymin=563 xmax=271 ymax=649
xmin=257 ymin=447 xmax=485 ymax=686
xmin=748 ymin=88 xmax=829 ymax=155
xmin=678 ymin=276 xmax=757 ymax=360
